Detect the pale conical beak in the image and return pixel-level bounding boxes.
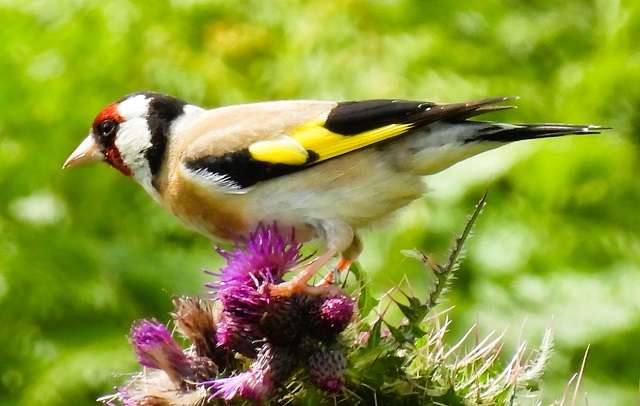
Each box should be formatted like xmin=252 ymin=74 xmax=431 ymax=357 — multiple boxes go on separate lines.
xmin=62 ymin=134 xmax=104 ymax=169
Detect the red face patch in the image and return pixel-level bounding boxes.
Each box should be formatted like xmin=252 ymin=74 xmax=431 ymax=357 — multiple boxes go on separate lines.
xmin=92 ymin=103 xmax=132 ymax=176
xmin=104 ymin=147 xmax=132 ymax=176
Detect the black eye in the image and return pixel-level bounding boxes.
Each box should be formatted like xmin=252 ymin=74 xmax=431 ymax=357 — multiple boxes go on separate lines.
xmin=97 ymin=119 xmax=117 ymax=140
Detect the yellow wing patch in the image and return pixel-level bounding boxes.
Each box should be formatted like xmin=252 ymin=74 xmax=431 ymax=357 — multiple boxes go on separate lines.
xmin=248 ymin=135 xmax=309 ymax=165
xmin=246 ymin=117 xmax=413 ymax=166
xmin=290 ymin=118 xmax=413 ymax=162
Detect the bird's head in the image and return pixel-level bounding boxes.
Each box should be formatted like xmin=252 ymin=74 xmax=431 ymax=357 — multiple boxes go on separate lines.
xmin=64 ymin=92 xmax=192 ymax=192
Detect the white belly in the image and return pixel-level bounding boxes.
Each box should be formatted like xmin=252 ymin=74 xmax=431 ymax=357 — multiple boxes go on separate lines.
xmin=243 ymin=149 xmax=426 ymax=233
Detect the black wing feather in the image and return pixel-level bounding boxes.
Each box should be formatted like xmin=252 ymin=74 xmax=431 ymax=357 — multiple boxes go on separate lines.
xmin=324 ymin=97 xmax=516 ymax=135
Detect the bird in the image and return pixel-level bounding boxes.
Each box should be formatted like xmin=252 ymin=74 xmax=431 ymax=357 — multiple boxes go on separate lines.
xmin=63 ymin=92 xmax=604 ymax=296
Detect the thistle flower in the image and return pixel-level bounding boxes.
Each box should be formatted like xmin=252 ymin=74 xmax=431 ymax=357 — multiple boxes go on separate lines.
xmin=102 ymin=199 xmax=560 ymax=406
xmin=130 ymin=319 xmax=192 ymax=385
xmin=310 ymin=295 xmax=354 ymax=340
xmin=110 ymin=375 xmax=210 ymax=406
xmin=216 ymin=314 xmax=261 ymax=357
xmin=211 ymin=223 xmax=303 ymax=290
xmin=206 ymin=343 xmax=297 ymax=403
xmin=209 ymin=223 xmax=305 ymax=354
xmin=171 ymin=297 xmax=218 ymax=358
xmin=307 ymin=346 xmax=347 ymax=393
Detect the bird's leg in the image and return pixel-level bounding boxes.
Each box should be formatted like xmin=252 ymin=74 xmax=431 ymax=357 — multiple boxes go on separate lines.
xmin=317 ymin=268 xmax=334 ymax=287
xmin=315 ymin=257 xmax=351 ymax=287
xmin=270 ymin=220 xmax=355 ymax=297
xmin=317 ymin=233 xmax=361 ymax=287
xmin=269 ymin=249 xmax=340 ymax=297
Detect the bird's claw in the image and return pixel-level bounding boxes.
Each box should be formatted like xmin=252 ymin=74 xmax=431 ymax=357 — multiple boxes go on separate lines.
xmin=268 ymin=249 xmax=344 ymax=297
xmin=269 ymin=279 xmax=343 ymax=297
xmin=316 ymin=258 xmax=353 ymax=288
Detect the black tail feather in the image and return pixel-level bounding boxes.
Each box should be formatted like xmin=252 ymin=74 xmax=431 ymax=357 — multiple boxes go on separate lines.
xmin=468 ymin=123 xmax=608 ymax=143
xmin=450 ymin=96 xmax=519 ymax=120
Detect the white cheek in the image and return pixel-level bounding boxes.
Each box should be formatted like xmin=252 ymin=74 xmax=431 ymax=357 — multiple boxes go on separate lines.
xmin=115 ymin=119 xmax=157 ymax=198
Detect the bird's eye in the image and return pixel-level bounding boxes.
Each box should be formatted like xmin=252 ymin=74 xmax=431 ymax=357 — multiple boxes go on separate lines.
xmin=97 ymin=119 xmax=117 ymax=140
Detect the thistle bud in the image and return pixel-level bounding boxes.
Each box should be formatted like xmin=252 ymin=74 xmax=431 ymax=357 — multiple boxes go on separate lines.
xmin=310 ymin=295 xmax=354 ymax=340
xmin=307 ymin=346 xmax=347 ymax=393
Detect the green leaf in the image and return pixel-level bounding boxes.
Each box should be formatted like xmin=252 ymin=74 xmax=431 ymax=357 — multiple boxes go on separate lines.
xmin=366 ymin=317 xmax=383 ymax=350
xmin=395 ymin=294 xmax=429 ymax=324
xmin=384 ymin=320 xmax=410 ymax=343
xmin=384 ymin=320 xmax=426 ymax=343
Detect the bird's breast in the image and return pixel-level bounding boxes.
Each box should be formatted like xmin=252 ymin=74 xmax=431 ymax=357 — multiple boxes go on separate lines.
xmin=160 ymin=170 xmax=252 ymax=241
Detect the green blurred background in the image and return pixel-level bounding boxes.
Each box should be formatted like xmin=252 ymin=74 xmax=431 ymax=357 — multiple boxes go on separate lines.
xmin=1 ymin=0 xmax=639 ymax=404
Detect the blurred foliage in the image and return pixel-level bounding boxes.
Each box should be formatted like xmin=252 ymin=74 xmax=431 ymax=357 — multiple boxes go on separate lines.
xmin=0 ymin=0 xmax=638 ymax=404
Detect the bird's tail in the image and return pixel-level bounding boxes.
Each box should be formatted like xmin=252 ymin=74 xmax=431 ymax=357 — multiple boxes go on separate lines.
xmin=465 ymin=122 xmax=608 ymax=144
xmin=437 ymin=96 xmax=608 ymax=143
xmin=398 ymin=99 xmax=609 ymax=175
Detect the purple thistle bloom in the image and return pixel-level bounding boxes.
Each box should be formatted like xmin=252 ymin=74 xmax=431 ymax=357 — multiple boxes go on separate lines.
xmin=211 ymin=223 xmax=303 ymax=290
xmin=208 ymin=223 xmax=304 ymax=354
xmin=206 ymin=343 xmax=297 ymax=404
xmin=215 ymin=283 xmax=270 ymax=356
xmin=310 ymin=295 xmax=355 ymax=340
xmin=130 ymin=319 xmax=192 ymax=384
xmin=216 ymin=315 xmax=261 ymax=357
xmin=208 ymin=370 xmax=273 ymax=404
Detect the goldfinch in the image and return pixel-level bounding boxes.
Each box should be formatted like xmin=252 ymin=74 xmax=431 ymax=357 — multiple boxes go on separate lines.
xmin=63 ymin=92 xmax=602 ymax=296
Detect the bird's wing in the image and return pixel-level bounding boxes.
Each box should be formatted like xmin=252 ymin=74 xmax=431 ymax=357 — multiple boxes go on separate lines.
xmin=252 ymin=97 xmax=515 ymax=165
xmin=180 ymin=97 xmax=514 ymax=190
